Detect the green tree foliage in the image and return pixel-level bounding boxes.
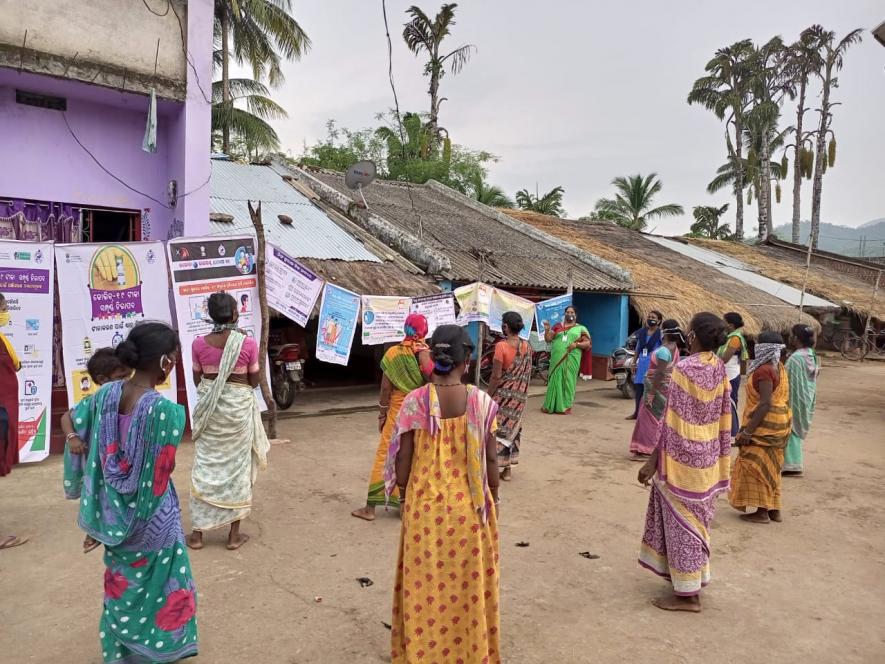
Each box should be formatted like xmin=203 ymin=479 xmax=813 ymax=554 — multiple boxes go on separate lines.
xmin=687 ymin=204 xmax=733 ymax=239
xmin=515 ymin=187 xmax=566 ymax=217
xmin=589 ymin=174 xmax=683 ymax=231
xmin=211 ymin=78 xmax=287 ymax=158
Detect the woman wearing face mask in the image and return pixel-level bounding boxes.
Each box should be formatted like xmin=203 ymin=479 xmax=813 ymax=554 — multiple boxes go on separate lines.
xmin=718 ymin=312 xmax=748 ymax=437
xmin=627 ymin=311 xmax=663 ymax=420
xmin=187 ymin=292 xmax=269 ymax=551
xmin=542 ymin=305 xmax=592 ymax=414
xmin=0 ymin=293 xmax=27 ymax=551
xmin=60 ymin=322 xmax=199 ymax=662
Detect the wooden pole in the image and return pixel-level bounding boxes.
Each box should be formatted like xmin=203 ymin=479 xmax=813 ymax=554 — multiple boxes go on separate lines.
xmin=797 ymin=238 xmax=815 ymax=321
xmin=861 ymin=271 xmax=881 ymax=362
xmin=247 ymin=200 xmax=278 ymax=438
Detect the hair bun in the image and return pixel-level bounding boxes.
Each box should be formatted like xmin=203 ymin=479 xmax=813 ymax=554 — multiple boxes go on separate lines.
xmin=114 ymin=339 xmax=140 ymax=369
xmin=431 ymin=344 xmax=456 ymax=374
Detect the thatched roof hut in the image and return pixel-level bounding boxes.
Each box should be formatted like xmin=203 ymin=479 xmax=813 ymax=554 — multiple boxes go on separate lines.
xmin=502 ymin=210 xmax=821 ymax=334
xmin=685 ymin=237 xmax=884 ymax=322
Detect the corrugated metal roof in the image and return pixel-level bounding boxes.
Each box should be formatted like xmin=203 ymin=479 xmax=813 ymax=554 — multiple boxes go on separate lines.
xmin=304 ymin=169 xmax=631 ymax=293
xmin=646 ymin=236 xmax=838 ymax=309
xmin=209 ymin=160 xmax=380 ymax=263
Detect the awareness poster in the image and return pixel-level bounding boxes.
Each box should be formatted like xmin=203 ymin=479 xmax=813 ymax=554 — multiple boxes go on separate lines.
xmin=454 ymin=282 xmax=493 ymax=325
xmin=0 ymin=241 xmax=54 ymax=463
xmin=361 ymin=295 xmax=411 ymax=345
xmin=266 ymin=244 xmax=324 ymax=327
xmin=489 ymin=288 xmax=535 ymax=340
xmin=316 ymin=283 xmax=360 ymax=365
xmin=410 ymin=292 xmax=456 ymax=338
xmin=535 ymin=293 xmax=573 ymax=333
xmin=56 ymin=242 xmax=177 ymax=407
xmin=167 ymin=235 xmax=262 ymax=420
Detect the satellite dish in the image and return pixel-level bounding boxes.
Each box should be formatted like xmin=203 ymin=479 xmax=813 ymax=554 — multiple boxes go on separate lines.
xmin=345 ymin=160 xmax=377 ymax=190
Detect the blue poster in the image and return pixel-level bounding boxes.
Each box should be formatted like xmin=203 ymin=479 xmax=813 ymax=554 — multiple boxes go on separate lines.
xmin=535 ymin=293 xmax=573 ymax=333
xmin=316 ymin=283 xmax=361 ymax=366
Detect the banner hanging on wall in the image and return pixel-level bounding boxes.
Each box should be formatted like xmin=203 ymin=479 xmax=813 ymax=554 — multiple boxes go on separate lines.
xmin=265 ymin=244 xmax=324 ymax=327
xmin=488 ymin=288 xmax=535 ymax=340
xmin=361 ymin=295 xmax=411 ymax=345
xmin=56 ymin=241 xmax=177 ymax=407
xmin=410 ymin=292 xmax=457 ymax=338
xmin=0 ymin=241 xmax=54 ymax=463
xmin=316 ymin=283 xmax=360 ymax=365
xmin=454 ymin=282 xmax=493 ymax=325
xmin=534 ymin=293 xmax=573 ymax=333
xmin=167 ymin=235 xmax=262 ymax=421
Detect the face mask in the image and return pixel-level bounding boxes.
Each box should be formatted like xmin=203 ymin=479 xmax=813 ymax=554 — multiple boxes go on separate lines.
xmin=647 ymin=319 xmax=659 ymax=327
xmin=565 ymin=314 xmax=576 ymax=323
xmin=0 ymin=311 xmax=9 ymax=327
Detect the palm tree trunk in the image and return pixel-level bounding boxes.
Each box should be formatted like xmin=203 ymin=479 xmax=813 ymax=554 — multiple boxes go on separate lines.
xmin=733 ymin=116 xmax=744 ymax=240
xmin=221 ymin=8 xmax=232 ymax=155
xmin=247 ymin=201 xmax=277 ymax=439
xmin=810 ymin=63 xmax=832 ymax=250
xmin=427 ymin=65 xmax=440 ymax=154
xmin=791 ymin=78 xmax=806 ymax=244
xmin=758 ymin=132 xmax=772 ymax=242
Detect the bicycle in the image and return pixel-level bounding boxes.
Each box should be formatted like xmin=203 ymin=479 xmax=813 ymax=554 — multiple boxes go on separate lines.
xmin=840 ymin=324 xmax=885 ymax=361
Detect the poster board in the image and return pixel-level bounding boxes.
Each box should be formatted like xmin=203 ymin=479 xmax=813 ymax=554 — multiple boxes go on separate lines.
xmin=265 ymin=244 xmax=324 ymax=327
xmin=56 ymin=242 xmax=177 ymax=406
xmin=167 ymin=235 xmax=263 ymax=421
xmin=316 ymin=283 xmax=360 ymax=365
xmin=488 ymin=288 xmax=535 ymax=340
xmin=361 ymin=295 xmax=411 ymax=345
xmin=0 ymin=241 xmax=54 ymax=463
xmin=454 ymin=282 xmax=493 ymax=325
xmin=410 ymin=292 xmax=456 ymax=338
xmin=535 ymin=293 xmax=573 ymax=333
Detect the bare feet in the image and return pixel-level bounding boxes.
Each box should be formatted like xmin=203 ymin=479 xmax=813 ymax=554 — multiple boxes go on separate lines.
xmin=0 ymin=535 xmax=28 ymax=550
xmin=500 ymin=467 xmax=512 ymax=481
xmin=768 ymin=509 xmax=783 ymax=523
xmin=226 ymin=533 xmax=250 ymax=550
xmin=186 ymin=532 xmax=204 ymax=550
xmin=652 ymin=595 xmax=701 ymax=613
xmin=629 ymin=453 xmax=651 ymax=462
xmin=351 ymin=505 xmax=376 ymax=522
xmin=83 ymin=535 xmax=101 ymax=554
xmin=740 ymin=509 xmax=770 ymax=524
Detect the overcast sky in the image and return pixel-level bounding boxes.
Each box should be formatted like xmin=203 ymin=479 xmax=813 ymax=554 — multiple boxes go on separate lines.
xmin=262 ymin=1 xmax=885 ymax=234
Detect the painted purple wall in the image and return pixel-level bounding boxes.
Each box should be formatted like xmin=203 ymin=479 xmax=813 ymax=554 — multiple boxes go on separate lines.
xmin=0 ymin=0 xmax=212 ymax=239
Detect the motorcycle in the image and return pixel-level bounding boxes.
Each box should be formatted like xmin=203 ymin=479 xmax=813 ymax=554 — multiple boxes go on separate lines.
xmin=609 ymin=333 xmax=637 ymax=399
xmin=269 ymin=342 xmax=306 ymax=410
xmin=476 ymin=331 xmax=551 ymax=387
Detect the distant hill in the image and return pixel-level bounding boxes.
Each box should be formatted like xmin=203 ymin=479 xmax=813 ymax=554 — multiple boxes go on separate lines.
xmin=772 ymin=220 xmax=885 ymax=259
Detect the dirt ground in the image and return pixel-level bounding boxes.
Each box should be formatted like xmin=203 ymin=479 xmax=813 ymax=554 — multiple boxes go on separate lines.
xmin=1 ymin=360 xmax=884 ymax=664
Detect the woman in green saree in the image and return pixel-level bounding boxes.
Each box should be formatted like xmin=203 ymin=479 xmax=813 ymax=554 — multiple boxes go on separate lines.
xmin=783 ymin=324 xmax=820 ymax=475
xmin=542 ymin=306 xmax=591 ymax=414
xmin=62 ymin=322 xmax=198 ymax=663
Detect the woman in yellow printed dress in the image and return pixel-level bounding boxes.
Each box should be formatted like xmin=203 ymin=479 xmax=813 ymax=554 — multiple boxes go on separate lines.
xmin=384 ymin=325 xmax=501 ymax=663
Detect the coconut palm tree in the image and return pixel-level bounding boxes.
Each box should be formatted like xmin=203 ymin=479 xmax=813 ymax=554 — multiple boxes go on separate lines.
xmin=590 ymin=174 xmax=683 ymax=232
xmin=402 ymin=3 xmax=475 ymax=152
xmin=688 ymin=40 xmax=754 ymax=240
xmin=689 ymin=204 xmax=733 ymax=240
xmin=807 ymin=26 xmax=863 ymax=249
xmin=215 ymin=0 xmax=310 ymax=154
xmin=469 ymin=174 xmax=513 ymax=208
xmin=515 ymin=186 xmax=566 ymax=217
xmin=211 ymin=78 xmax=287 ymax=158
xmin=784 ymin=28 xmax=825 ymax=243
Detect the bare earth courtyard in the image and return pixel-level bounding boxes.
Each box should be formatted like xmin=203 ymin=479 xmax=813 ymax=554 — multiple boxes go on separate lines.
xmin=1 ymin=360 xmax=883 ymax=664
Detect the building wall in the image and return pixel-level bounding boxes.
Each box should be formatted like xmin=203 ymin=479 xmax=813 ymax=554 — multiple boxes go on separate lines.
xmin=574 ymin=293 xmax=629 ymax=356
xmin=0 ymin=0 xmax=212 ymax=239
xmin=0 ymin=0 xmax=187 ymax=99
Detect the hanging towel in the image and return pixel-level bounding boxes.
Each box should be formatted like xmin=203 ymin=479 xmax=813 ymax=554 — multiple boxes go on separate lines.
xmin=142 ymin=88 xmax=157 ymax=153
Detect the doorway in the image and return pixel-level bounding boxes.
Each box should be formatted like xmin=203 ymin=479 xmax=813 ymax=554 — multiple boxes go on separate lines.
xmin=81 ymin=208 xmax=141 ymax=242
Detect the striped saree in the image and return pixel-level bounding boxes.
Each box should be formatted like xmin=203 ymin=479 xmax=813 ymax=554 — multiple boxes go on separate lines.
xmin=729 ymin=363 xmax=792 ymax=511
xmin=639 ymin=352 xmax=732 ymax=596
xmin=784 ymin=349 xmax=819 ymax=473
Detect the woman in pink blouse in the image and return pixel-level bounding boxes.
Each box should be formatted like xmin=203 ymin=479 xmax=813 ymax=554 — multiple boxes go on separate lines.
xmin=187 ymin=292 xmax=269 ymax=551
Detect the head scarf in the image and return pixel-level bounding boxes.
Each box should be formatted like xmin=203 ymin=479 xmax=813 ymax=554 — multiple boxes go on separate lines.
xmin=403 ymin=313 xmax=428 ymax=342
xmin=748 ymin=342 xmax=785 ymax=374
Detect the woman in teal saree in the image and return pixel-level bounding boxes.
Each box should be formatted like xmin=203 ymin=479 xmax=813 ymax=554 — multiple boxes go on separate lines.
xmin=542 ymin=306 xmax=591 ymax=414
xmin=62 ymin=322 xmax=198 ymax=663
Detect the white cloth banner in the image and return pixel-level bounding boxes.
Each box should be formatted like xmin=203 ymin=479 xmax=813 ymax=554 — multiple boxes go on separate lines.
xmin=489 ymin=288 xmax=535 ymax=340
xmin=410 ymin=292 xmax=457 ymax=338
xmin=0 ymin=241 xmax=54 ymax=463
xmin=56 ymin=242 xmax=177 ymax=406
xmin=361 ymin=295 xmax=412 ymax=345
xmin=167 ymin=236 xmax=263 ymax=422
xmin=454 ymin=282 xmax=493 ymax=325
xmin=266 ymin=244 xmax=324 ymax=327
